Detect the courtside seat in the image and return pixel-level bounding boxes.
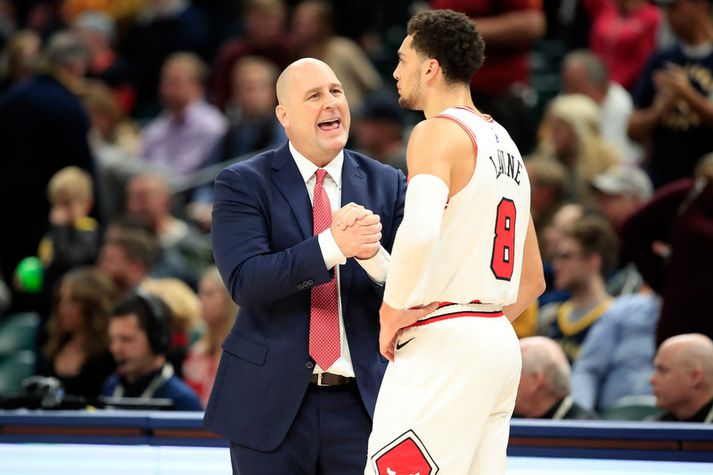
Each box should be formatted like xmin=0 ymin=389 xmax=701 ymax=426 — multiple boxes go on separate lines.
xmin=601 ymin=395 xmax=663 ymax=421
xmin=0 ymin=312 xmax=40 ymax=397
xmin=0 ymin=350 xmax=36 ymax=396
xmin=0 ymin=312 xmax=39 ymax=356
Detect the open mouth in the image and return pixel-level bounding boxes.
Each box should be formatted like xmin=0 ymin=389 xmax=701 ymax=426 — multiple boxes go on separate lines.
xmin=317 ymin=118 xmax=341 ymax=131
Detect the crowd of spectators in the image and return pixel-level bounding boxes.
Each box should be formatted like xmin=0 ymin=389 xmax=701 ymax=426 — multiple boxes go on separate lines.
xmin=0 ymin=0 xmax=711 ymax=420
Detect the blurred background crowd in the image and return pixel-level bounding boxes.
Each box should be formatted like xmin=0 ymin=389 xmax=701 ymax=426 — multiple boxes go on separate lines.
xmin=0 ymin=0 xmax=711 ymax=422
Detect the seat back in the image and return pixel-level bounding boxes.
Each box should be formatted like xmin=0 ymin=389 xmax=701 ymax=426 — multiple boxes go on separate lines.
xmin=601 ymin=395 xmax=663 ymax=421
xmin=0 ymin=312 xmax=40 ymax=356
xmin=0 ymin=350 xmax=36 ymax=396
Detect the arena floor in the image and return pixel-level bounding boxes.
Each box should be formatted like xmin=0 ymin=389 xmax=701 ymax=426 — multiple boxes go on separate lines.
xmin=2 ymin=444 xmax=713 ymax=474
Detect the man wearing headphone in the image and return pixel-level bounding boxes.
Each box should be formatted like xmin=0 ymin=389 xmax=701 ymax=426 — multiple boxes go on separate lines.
xmin=100 ymin=291 xmax=203 ymax=411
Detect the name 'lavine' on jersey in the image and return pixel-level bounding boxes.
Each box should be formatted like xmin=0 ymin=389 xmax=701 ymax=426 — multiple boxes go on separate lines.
xmin=400 ymin=106 xmax=531 ymax=310
xmin=489 ymin=149 xmax=524 ymax=185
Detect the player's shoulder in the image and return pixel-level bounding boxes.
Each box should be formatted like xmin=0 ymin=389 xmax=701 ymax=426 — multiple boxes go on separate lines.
xmin=408 ymin=117 xmax=473 ymax=153
xmin=415 ymin=115 xmax=464 ymax=133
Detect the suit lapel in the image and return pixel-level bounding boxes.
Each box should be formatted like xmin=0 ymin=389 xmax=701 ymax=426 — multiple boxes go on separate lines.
xmin=339 ymin=151 xmax=367 ymax=316
xmin=270 ymin=144 xmax=312 ymax=239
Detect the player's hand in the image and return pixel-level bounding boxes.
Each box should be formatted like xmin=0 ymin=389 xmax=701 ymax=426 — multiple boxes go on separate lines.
xmin=379 ymin=302 xmax=439 ymax=362
xmin=354 ymin=213 xmax=382 ymax=259
xmin=332 ymin=207 xmax=382 ymax=258
xmin=332 ymin=203 xmax=368 ymax=230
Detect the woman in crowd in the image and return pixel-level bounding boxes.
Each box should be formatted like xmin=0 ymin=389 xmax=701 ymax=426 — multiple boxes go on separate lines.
xmin=36 ymin=267 xmax=118 ymax=400
xmin=538 ymin=94 xmax=620 ymax=205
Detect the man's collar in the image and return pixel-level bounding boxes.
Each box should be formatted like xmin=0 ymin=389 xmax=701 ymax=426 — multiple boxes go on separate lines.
xmin=289 ymin=141 xmax=343 ymax=186
xmin=166 ymin=99 xmax=203 ymax=124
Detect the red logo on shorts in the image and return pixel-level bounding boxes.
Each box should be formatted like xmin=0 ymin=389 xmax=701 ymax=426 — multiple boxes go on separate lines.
xmin=371 ymin=430 xmax=438 ymax=475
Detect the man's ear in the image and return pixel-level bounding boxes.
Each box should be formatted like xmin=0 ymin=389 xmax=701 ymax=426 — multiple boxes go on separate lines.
xmin=532 ymin=371 xmax=546 ymax=392
xmin=275 ymin=104 xmax=289 ymax=128
xmin=588 ymin=253 xmax=602 ymax=274
xmin=690 ymin=364 xmax=704 ymax=388
xmin=423 ymin=58 xmax=440 ymax=83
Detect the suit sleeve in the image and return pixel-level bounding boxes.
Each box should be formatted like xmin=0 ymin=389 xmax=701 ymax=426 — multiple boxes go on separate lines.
xmin=211 ymin=167 xmax=332 ymax=307
xmin=388 ymin=169 xmax=408 ymax=249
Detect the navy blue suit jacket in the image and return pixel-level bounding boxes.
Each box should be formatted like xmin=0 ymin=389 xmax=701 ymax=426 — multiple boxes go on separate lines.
xmin=203 ymin=143 xmax=406 ymax=451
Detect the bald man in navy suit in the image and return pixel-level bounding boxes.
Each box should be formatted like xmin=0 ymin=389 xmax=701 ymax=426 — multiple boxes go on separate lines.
xmin=204 ymin=59 xmax=431 ymax=474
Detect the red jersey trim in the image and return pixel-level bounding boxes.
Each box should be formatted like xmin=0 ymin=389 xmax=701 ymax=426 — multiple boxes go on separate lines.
xmin=408 ymin=310 xmax=505 ymax=328
xmin=452 ymin=105 xmax=494 ymax=123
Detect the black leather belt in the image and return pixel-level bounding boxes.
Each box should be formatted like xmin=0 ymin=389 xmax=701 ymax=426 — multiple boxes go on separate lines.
xmin=310 ymin=372 xmax=355 ymax=387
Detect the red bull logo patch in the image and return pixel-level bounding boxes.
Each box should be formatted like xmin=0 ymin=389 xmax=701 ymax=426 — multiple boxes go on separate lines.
xmin=370 ymin=430 xmax=438 ymax=475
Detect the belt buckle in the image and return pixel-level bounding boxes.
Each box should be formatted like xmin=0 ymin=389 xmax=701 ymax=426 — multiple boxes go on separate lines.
xmin=316 ymin=373 xmax=330 ymax=387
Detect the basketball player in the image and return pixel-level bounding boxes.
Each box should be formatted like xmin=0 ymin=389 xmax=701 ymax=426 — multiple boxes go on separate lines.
xmin=365 ymin=10 xmax=545 ymax=475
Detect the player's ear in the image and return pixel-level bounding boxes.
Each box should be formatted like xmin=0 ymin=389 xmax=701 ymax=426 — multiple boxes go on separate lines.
xmin=423 ymin=58 xmax=440 ymax=82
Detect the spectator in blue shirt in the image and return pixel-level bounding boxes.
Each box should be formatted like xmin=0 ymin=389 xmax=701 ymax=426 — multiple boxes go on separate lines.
xmin=571 ymin=289 xmax=661 ymax=412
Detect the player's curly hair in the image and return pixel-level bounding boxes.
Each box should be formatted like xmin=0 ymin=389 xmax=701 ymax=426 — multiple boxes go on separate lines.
xmin=407 ymin=9 xmax=485 ymax=85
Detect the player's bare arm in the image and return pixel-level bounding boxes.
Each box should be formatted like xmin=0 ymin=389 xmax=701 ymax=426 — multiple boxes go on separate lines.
xmin=379 ymin=118 xmax=472 ymax=360
xmin=502 ymin=217 xmax=545 ymax=321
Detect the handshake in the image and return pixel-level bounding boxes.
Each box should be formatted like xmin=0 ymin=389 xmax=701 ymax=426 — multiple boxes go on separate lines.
xmin=331 ymin=203 xmax=382 ymax=260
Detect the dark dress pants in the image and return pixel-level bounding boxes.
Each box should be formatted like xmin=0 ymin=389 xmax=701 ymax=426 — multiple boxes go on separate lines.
xmin=230 ymin=382 xmax=372 ymax=475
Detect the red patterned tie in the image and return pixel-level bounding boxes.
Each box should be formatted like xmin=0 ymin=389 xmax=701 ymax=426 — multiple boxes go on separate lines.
xmin=309 ymin=169 xmax=341 ymax=370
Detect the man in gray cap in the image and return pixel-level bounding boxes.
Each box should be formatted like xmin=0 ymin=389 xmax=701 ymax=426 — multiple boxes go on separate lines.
xmin=591 ymin=165 xmax=653 ymax=229
xmin=591 ymin=165 xmax=654 ymax=296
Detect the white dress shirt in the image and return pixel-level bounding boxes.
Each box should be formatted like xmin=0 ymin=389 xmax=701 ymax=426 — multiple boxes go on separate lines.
xmin=289 ymin=142 xmax=390 ymax=377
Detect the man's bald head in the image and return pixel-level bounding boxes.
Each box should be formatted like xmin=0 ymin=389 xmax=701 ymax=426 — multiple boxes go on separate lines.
xmin=652 ymin=333 xmax=713 ymax=419
xmin=276 ymin=57 xmax=334 ymax=105
xmin=274 ymin=57 xmax=350 ymax=166
xmin=659 ymin=334 xmax=713 ymax=383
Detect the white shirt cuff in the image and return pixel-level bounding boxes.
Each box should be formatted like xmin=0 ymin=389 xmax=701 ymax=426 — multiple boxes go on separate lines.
xmin=318 ymin=228 xmax=347 ymax=270
xmin=356 ymin=246 xmax=390 ymax=284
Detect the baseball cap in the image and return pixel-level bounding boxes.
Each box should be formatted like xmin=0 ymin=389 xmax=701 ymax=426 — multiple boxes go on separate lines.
xmin=74 ymin=11 xmax=116 ymax=42
xmin=591 ymin=166 xmax=654 ymax=200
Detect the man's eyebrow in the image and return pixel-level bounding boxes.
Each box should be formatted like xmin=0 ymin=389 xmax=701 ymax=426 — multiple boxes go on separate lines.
xmin=303 ymin=83 xmax=343 ymax=98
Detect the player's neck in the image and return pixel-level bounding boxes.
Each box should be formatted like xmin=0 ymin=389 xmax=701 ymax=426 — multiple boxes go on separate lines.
xmin=422 ymin=85 xmax=475 ymax=119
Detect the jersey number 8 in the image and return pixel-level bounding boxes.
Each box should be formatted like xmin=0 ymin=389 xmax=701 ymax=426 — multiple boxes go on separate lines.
xmin=490 ymin=198 xmax=516 ymax=281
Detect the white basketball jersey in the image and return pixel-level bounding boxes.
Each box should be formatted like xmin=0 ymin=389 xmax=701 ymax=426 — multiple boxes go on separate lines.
xmin=405 ymin=106 xmax=531 ymax=308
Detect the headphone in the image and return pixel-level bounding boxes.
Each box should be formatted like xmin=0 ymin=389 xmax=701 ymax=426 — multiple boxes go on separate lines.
xmin=134 ymin=288 xmax=172 ymax=355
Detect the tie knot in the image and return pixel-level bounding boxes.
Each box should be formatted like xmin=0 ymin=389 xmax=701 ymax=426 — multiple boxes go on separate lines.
xmin=315 ymin=169 xmax=327 ymax=186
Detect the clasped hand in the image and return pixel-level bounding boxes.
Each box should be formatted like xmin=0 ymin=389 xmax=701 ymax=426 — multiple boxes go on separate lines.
xmin=331 ymin=203 xmax=382 ymax=259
